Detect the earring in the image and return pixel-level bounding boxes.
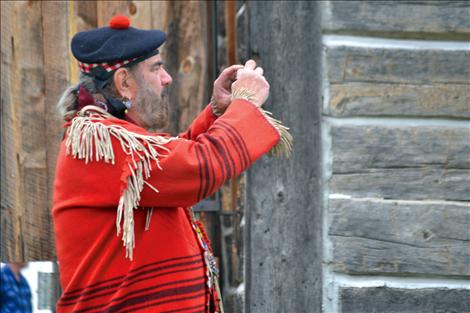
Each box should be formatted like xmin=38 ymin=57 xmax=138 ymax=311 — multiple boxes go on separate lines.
xmin=122 ymin=98 xmax=132 ymax=109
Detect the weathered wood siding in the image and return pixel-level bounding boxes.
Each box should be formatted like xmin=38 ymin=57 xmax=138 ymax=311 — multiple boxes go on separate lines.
xmin=340 ymin=287 xmax=470 ymax=313
xmin=322 ymin=1 xmax=470 ymax=39
xmin=322 ymin=1 xmax=470 ymax=312
xmin=328 ymin=83 xmax=470 ymax=118
xmin=330 ymin=125 xmax=470 ymax=201
xmin=0 ymin=0 xmax=210 ymax=262
xmin=1 ymin=1 xmax=53 ymax=261
xmin=244 ymin=2 xmax=323 ymax=312
xmin=330 ymin=199 xmax=470 ymax=276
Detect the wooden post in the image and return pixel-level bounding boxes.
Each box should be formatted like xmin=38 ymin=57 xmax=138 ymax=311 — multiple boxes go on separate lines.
xmin=244 ymin=2 xmax=323 ymax=312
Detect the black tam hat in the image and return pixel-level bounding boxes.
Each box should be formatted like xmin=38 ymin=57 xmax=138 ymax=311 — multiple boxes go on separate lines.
xmin=71 ymin=15 xmax=166 ymax=89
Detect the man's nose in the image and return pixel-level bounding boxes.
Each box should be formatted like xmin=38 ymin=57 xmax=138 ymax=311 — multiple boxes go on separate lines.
xmin=161 ymin=69 xmax=173 ymax=86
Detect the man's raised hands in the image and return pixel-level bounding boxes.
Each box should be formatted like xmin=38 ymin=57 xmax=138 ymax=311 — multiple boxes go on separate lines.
xmin=232 ymin=59 xmax=270 ymax=108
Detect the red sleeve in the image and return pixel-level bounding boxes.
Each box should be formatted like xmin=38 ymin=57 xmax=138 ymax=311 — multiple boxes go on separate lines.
xmin=139 ymin=99 xmax=280 ymax=208
xmin=178 ymin=104 xmax=218 ymax=140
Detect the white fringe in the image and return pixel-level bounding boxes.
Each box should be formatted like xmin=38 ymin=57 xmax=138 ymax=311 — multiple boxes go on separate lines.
xmin=65 ymin=106 xmax=174 ymax=260
xmin=259 ymin=109 xmax=293 ymax=158
xmin=231 ymin=89 xmax=293 ymax=158
xmin=145 ymin=208 xmax=154 ymax=231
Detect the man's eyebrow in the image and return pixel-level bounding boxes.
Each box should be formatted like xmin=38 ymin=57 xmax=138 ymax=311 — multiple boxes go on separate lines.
xmin=149 ymin=61 xmax=164 ymax=69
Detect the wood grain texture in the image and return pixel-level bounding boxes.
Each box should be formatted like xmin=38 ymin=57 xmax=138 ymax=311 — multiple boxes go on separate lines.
xmin=42 ymin=3 xmax=70 ymax=261
xmin=326 ymin=46 xmax=470 ymax=85
xmin=96 ymin=1 xmax=152 ymax=29
xmin=326 ymin=83 xmax=470 ymax=118
xmin=0 ymin=1 xmax=18 ymax=261
xmin=332 ymin=125 xmax=470 ymax=171
xmin=340 ymin=287 xmax=470 ymax=313
xmin=1 ymin=1 xmax=50 ymax=261
xmin=18 ymin=1 xmax=49 ymax=261
xmin=150 ymin=1 xmax=170 ymax=31
xmin=322 ymin=1 xmax=470 ymax=37
xmin=330 ymin=125 xmax=470 ymax=201
xmin=329 ymin=199 xmax=470 ymax=277
xmin=162 ymin=1 xmax=209 ymax=134
xmin=76 ymin=1 xmax=97 ymax=30
xmin=245 ymin=2 xmax=323 ymax=312
xmin=330 ymin=168 xmax=470 ymax=201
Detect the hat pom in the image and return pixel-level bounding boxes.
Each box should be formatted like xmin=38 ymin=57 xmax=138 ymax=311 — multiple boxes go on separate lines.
xmin=109 ymin=15 xmax=130 ymax=29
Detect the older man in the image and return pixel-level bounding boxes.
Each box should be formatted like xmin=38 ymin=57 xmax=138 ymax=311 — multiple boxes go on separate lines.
xmin=52 ymin=15 xmax=291 ymax=313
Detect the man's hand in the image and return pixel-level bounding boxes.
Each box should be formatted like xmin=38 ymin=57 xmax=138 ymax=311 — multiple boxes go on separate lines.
xmin=212 ymin=64 xmax=244 ymax=116
xmin=232 ymin=60 xmax=270 ymax=107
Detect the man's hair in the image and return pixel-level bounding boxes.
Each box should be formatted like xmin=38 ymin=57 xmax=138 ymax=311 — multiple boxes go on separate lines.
xmin=56 ymin=65 xmax=138 ymax=120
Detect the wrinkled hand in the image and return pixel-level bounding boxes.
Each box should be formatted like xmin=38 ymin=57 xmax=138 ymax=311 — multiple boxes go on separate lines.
xmin=232 ymin=59 xmax=269 ymax=107
xmin=212 ymin=64 xmax=244 ymax=116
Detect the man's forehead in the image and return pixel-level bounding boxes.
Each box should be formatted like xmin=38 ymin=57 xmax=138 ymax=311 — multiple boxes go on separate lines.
xmin=143 ymin=54 xmax=163 ymax=67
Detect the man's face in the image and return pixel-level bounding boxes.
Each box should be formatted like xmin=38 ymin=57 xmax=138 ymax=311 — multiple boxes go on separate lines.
xmin=129 ymin=54 xmax=173 ymax=130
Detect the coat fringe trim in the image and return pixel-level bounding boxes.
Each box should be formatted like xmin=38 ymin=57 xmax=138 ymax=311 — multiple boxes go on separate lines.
xmin=231 ymin=89 xmax=293 ymax=158
xmin=65 ymin=105 xmax=174 ymax=260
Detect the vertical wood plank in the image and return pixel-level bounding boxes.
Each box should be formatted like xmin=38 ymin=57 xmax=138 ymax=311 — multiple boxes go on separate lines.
xmin=76 ymin=1 xmax=97 ymax=29
xmin=1 ymin=1 xmax=49 ymax=261
xmin=1 ymin=0 xmax=20 ymax=261
xmin=96 ymin=0 xmax=152 ymax=29
xmin=150 ymin=1 xmax=170 ymax=31
xmin=96 ymin=1 xmax=128 ymax=27
xmin=20 ymin=0 xmax=49 ymax=261
xmin=245 ymin=2 xmax=323 ymax=312
xmin=41 ymin=1 xmax=71 ymax=260
xmin=71 ymin=0 xmax=99 ymax=83
xmin=161 ymin=1 xmax=210 ymax=134
xmin=76 ymin=0 xmax=98 ymax=31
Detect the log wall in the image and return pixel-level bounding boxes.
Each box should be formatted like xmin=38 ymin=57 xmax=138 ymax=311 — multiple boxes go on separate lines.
xmin=321 ymin=1 xmax=470 ymax=312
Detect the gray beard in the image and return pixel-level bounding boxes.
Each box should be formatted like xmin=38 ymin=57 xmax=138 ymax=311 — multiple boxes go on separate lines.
xmin=134 ymin=81 xmax=169 ymax=131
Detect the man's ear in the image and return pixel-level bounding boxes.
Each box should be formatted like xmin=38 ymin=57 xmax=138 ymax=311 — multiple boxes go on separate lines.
xmin=113 ymin=68 xmax=135 ymax=99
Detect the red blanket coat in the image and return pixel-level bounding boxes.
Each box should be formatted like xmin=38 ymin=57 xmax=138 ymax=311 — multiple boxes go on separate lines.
xmin=52 ymin=99 xmax=280 ymax=313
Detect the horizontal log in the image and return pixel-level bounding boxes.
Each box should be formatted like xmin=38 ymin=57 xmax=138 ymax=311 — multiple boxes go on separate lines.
xmin=340 ymin=287 xmax=470 ymax=313
xmin=326 ymin=46 xmax=470 ymax=84
xmin=330 ymin=168 xmax=470 ymax=201
xmin=330 ymin=125 xmax=470 ymax=201
xmin=332 ymin=125 xmax=470 ymax=172
xmin=329 ymin=199 xmax=470 ymax=276
xmin=322 ymin=1 xmax=470 ymax=37
xmin=326 ymin=83 xmax=470 ymax=118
